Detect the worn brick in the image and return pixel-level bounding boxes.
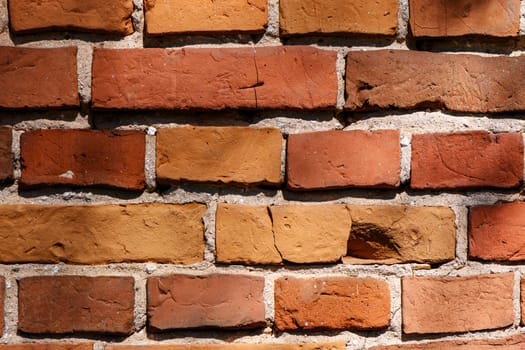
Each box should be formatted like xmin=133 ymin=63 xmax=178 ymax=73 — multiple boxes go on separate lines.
xmin=92 ymin=47 xmax=337 ymax=110
xmin=270 ymin=205 xmax=351 ymax=264
xmin=469 ymin=202 xmax=525 ymax=261
xmin=0 ymin=345 xmax=93 ymax=350
xmin=18 ymin=276 xmax=134 ymax=335
xmin=345 ymin=50 xmax=525 ymax=113
xmin=411 ymin=132 xmax=523 ymax=190
xmin=8 ymin=0 xmax=133 ymax=35
xmin=402 ymin=274 xmax=514 ymax=334
xmin=370 ymin=334 xmax=525 ymax=349
xmin=0 ymin=128 xmax=12 ymax=183
xmin=280 ymin=0 xmax=397 ymax=36
xmin=287 ymin=130 xmax=400 ymax=190
xmin=215 ymin=203 xmax=282 ymax=265
xmin=0 ymin=204 xmax=205 ymax=264
xmin=345 ymin=206 xmax=456 ymax=264
xmin=275 ymin=276 xmax=390 ymax=331
xmin=144 ymin=0 xmax=267 ymax=35
xmin=147 ymin=274 xmax=265 ymax=331
xmin=0 ymin=47 xmax=78 ymax=109
xmin=409 ymin=0 xmax=519 ymax=38
xmin=108 ymin=344 xmax=346 ymax=350
xmin=20 ymin=129 xmax=145 ymax=190
xmin=156 ymin=127 xmax=282 ymax=187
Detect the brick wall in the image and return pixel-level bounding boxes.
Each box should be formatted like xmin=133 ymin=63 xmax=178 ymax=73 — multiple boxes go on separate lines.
xmin=0 ymin=0 xmax=525 ymax=349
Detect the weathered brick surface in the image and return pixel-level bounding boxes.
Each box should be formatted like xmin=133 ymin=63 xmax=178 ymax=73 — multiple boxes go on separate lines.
xmin=411 ymin=132 xmax=523 ymax=190
xmin=215 ymin=203 xmax=282 ymax=265
xmin=345 ymin=206 xmax=456 ymax=264
xmin=144 ymin=0 xmax=267 ymax=35
xmin=280 ymin=0 xmax=398 ymax=36
xmin=522 ymin=279 xmax=525 ymax=326
xmin=0 ymin=47 xmax=78 ymax=109
xmin=18 ymin=276 xmax=134 ymax=335
xmin=402 ymin=274 xmax=514 ymax=334
xmin=147 ymin=274 xmax=265 ymax=331
xmin=345 ymin=50 xmax=525 ymax=113
xmin=409 ymin=0 xmax=520 ymax=38
xmin=8 ymin=0 xmax=133 ymax=35
xmin=20 ymin=129 xmax=145 ymax=190
xmin=0 ymin=345 xmax=93 ymax=350
xmin=0 ymin=128 xmax=12 ymax=183
xmin=156 ymin=127 xmax=282 ymax=186
xmin=92 ymin=47 xmax=337 ymax=110
xmin=275 ymin=276 xmax=390 ymax=331
xmin=370 ymin=334 xmax=525 ymax=349
xmin=287 ymin=130 xmax=400 ymax=190
xmin=270 ymin=205 xmax=351 ymax=264
xmin=0 ymin=277 xmax=4 ymax=336
xmin=469 ymin=202 xmax=525 ymax=261
xmin=108 ymin=344 xmax=346 ymax=350
xmin=0 ymin=204 xmax=205 ymax=264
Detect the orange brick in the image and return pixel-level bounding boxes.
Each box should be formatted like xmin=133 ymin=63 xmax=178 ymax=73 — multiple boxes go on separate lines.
xmin=370 ymin=334 xmax=525 ymax=349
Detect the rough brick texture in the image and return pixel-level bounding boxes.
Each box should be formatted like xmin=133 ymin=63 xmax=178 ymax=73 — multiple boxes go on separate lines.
xmin=0 ymin=204 xmax=205 ymax=264
xmin=0 ymin=345 xmax=93 ymax=350
xmin=0 ymin=277 xmax=4 ymax=336
xmin=270 ymin=205 xmax=351 ymax=264
xmin=18 ymin=276 xmax=135 ymax=335
xmin=0 ymin=47 xmax=78 ymax=109
xmin=370 ymin=334 xmax=525 ymax=349
xmin=287 ymin=130 xmax=400 ymax=190
xmin=0 ymin=128 xmax=12 ymax=183
xmin=144 ymin=0 xmax=267 ymax=35
xmin=410 ymin=0 xmax=520 ymax=38
xmin=20 ymin=129 xmax=145 ymax=190
xmin=402 ymin=274 xmax=514 ymax=334
xmin=345 ymin=206 xmax=456 ymax=264
xmin=280 ymin=0 xmax=398 ymax=36
xmin=8 ymin=0 xmax=133 ymax=35
xmin=522 ymin=279 xmax=525 ymax=326
xmin=275 ymin=276 xmax=390 ymax=331
xmin=156 ymin=127 xmax=282 ymax=186
xmin=92 ymin=47 xmax=337 ymax=110
xmin=411 ymin=132 xmax=523 ymax=190
xmin=108 ymin=345 xmax=345 ymax=350
xmin=469 ymin=202 xmax=525 ymax=261
xmin=147 ymin=274 xmax=265 ymax=331
xmin=345 ymin=50 xmax=525 ymax=113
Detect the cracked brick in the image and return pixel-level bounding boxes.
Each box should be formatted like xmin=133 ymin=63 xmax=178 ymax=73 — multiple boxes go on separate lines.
xmin=18 ymin=276 xmax=135 ymax=335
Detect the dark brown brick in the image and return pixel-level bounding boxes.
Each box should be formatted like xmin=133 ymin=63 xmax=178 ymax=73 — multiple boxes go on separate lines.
xmin=411 ymin=132 xmax=523 ymax=190
xmin=20 ymin=129 xmax=145 ymax=190
xmin=346 ymin=50 xmax=525 ymax=113
xmin=92 ymin=47 xmax=337 ymax=110
xmin=9 ymin=0 xmax=133 ymax=35
xmin=0 ymin=47 xmax=78 ymax=109
xmin=18 ymin=276 xmax=135 ymax=335
xmin=0 ymin=128 xmax=12 ymax=183
xmin=147 ymin=274 xmax=265 ymax=331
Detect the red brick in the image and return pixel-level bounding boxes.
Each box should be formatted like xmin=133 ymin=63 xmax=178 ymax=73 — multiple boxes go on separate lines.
xmin=280 ymin=0 xmax=398 ymax=36
xmin=469 ymin=202 xmax=525 ymax=261
xmin=402 ymin=274 xmax=514 ymax=334
xmin=370 ymin=334 xmax=525 ymax=349
xmin=345 ymin=50 xmax=525 ymax=113
xmin=157 ymin=127 xmax=282 ymax=186
xmin=0 ymin=204 xmax=205 ymax=265
xmin=411 ymin=132 xmax=523 ymax=190
xmin=20 ymin=129 xmax=145 ymax=190
xmin=0 ymin=345 xmax=93 ymax=350
xmin=0 ymin=47 xmax=78 ymax=109
xmin=274 ymin=276 xmax=390 ymax=331
xmin=108 ymin=345 xmax=346 ymax=350
xmin=18 ymin=276 xmax=134 ymax=335
xmin=0 ymin=128 xmax=12 ymax=183
xmin=287 ymin=130 xmax=400 ymax=190
xmin=92 ymin=47 xmax=337 ymax=110
xmin=147 ymin=274 xmax=265 ymax=331
xmin=410 ymin=0 xmax=520 ymax=38
xmin=144 ymin=0 xmax=267 ymax=35
xmin=8 ymin=0 xmax=133 ymax=35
